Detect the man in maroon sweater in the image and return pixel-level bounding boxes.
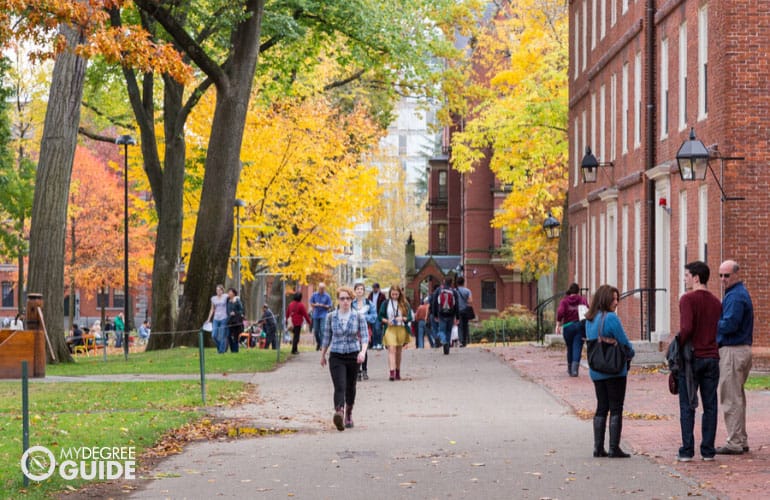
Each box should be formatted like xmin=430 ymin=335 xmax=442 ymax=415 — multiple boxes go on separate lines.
xmin=677 ymin=261 xmax=722 ymax=462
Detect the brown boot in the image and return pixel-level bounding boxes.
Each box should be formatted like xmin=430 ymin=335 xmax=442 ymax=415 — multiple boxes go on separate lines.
xmin=345 ymin=405 xmax=354 ymax=428
xmin=333 ymin=407 xmax=345 ymax=431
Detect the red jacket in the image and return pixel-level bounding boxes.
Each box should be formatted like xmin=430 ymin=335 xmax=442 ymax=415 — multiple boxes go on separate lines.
xmin=286 ymin=300 xmax=311 ymax=328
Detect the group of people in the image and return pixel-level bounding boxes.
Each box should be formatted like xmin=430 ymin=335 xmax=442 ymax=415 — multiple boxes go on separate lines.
xmin=207 ymin=285 xmax=278 ymax=354
xmin=63 ymin=312 xmax=150 ymax=352
xmin=556 ymin=258 xmax=753 ymax=460
xmin=316 ymin=278 xmax=474 ymax=431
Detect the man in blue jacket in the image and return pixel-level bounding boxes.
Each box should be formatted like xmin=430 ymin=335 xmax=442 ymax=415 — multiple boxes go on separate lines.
xmin=715 ymin=260 xmax=753 ymax=455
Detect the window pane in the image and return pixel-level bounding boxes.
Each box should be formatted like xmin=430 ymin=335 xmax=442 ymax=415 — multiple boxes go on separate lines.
xmin=2 ymin=282 xmax=13 ymax=307
xmin=481 ymin=281 xmax=496 ymax=310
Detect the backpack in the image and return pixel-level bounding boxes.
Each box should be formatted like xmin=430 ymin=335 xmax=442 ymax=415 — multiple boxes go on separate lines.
xmin=439 ymin=288 xmax=455 ymax=314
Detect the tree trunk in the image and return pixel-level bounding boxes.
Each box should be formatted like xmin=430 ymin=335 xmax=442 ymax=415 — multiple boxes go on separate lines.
xmin=177 ymin=0 xmax=264 ymax=339
xmin=27 ymin=23 xmax=87 ymax=364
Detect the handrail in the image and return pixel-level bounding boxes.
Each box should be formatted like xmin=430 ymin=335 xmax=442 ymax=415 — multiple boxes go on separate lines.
xmin=618 ymin=287 xmax=667 ymax=341
xmin=535 ymin=288 xmax=590 ymax=344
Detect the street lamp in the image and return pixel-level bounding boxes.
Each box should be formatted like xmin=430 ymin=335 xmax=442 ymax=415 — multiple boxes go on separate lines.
xmin=676 ymin=127 xmax=745 ymax=201
xmin=116 ymin=134 xmax=136 ymax=358
xmin=580 ymin=146 xmax=614 ymax=183
xmin=234 ymin=199 xmax=246 ymax=296
xmin=543 ymin=212 xmax=561 ymax=239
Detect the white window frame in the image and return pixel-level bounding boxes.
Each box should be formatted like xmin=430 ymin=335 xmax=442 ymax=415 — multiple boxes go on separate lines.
xmin=621 ymin=204 xmax=629 ymax=293
xmin=698 ymin=185 xmax=708 ymax=260
xmin=574 ymin=12 xmax=580 ymax=80
xmin=592 ymin=0 xmax=597 ymax=49
xmin=634 ymin=51 xmax=642 ymax=148
xmin=574 ymin=117 xmax=580 ymax=186
xmin=679 ymin=22 xmax=688 ymax=131
xmin=679 ymin=190 xmax=687 ymax=297
xmin=600 ymin=83 xmax=606 ymax=160
xmin=600 ymin=0 xmax=606 ymax=40
xmin=606 ymin=203 xmax=618 ymax=287
xmin=583 ymin=1 xmax=588 ymax=71
xmin=660 ymin=38 xmax=669 ymax=140
xmin=634 ymin=200 xmax=641 ymax=289
xmin=622 ymin=62 xmax=629 ymax=154
xmin=610 ymin=73 xmax=617 ymax=161
xmin=698 ymin=4 xmax=709 ymax=120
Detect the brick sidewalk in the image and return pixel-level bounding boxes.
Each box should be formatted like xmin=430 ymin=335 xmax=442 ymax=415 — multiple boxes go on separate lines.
xmin=493 ymin=344 xmax=770 ymax=500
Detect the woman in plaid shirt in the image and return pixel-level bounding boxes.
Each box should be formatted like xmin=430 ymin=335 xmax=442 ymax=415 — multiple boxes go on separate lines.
xmin=320 ymin=286 xmax=369 ymax=430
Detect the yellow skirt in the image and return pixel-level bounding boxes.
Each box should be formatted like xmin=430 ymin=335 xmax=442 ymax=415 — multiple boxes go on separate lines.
xmin=383 ymin=325 xmax=410 ymax=346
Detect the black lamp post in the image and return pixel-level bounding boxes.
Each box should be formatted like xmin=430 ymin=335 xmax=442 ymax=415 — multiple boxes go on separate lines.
xmin=676 ymin=128 xmax=710 ymax=181
xmin=543 ymin=212 xmax=561 ymax=239
xmin=116 ymin=134 xmax=136 ymax=359
xmin=676 ymin=127 xmax=745 ymax=201
xmin=580 ymin=146 xmax=614 ymax=183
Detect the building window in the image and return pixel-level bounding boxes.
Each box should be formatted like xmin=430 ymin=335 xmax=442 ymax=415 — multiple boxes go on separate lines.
xmin=2 ymin=282 xmax=13 ymax=307
xmin=398 ymin=134 xmax=407 ymax=155
xmin=582 ymin=0 xmax=587 ymax=70
xmin=679 ymin=190 xmax=688 ymax=296
xmin=698 ymin=4 xmax=708 ymax=119
xmin=622 ymin=62 xmax=628 ymax=154
xmin=97 ymin=287 xmax=110 ymax=308
xmin=610 ymin=0 xmax=616 ymax=28
xmin=660 ymin=38 xmax=669 ymax=139
xmin=606 ymin=203 xmax=618 ymax=287
xmin=600 ymin=0 xmax=606 ymax=40
xmin=610 ymin=72 xmax=617 ymax=161
xmin=574 ymin=117 xmax=579 ymax=186
xmin=481 ymin=280 xmax=496 ymax=310
xmin=600 ymin=84 xmax=606 ymax=160
xmin=574 ymin=12 xmax=580 ymax=80
xmin=591 ymin=92 xmax=596 ymax=156
xmin=438 ymin=224 xmax=447 ymax=253
xmin=438 ymin=170 xmax=447 ymax=201
xmin=622 ymin=0 xmax=628 ymax=15
xmin=591 ymin=0 xmax=597 ymax=49
xmin=634 ymin=201 xmax=641 ymax=289
xmin=634 ymin=51 xmax=642 ymax=148
xmin=679 ymin=22 xmax=688 ymax=131
xmin=699 ymin=185 xmax=708 ymax=261
xmin=621 ymin=204 xmax=629 ymax=294
xmin=113 ymin=289 xmax=125 ymax=309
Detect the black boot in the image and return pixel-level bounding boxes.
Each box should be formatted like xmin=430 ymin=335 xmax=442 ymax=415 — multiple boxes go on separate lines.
xmin=570 ymin=362 xmax=579 ymax=377
xmin=593 ymin=416 xmax=608 ymax=457
xmin=608 ymin=414 xmax=630 ymax=458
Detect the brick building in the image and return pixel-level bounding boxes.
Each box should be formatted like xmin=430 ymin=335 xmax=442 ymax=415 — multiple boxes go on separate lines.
xmin=404 ymin=145 xmax=537 ymax=319
xmin=568 ymin=0 xmax=769 ymax=349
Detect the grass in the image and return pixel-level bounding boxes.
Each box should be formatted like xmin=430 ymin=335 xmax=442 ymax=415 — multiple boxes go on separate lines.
xmin=0 ymin=379 xmax=249 ymax=499
xmin=746 ymin=374 xmax=770 ymax=391
xmin=46 ymin=346 xmax=282 ymax=376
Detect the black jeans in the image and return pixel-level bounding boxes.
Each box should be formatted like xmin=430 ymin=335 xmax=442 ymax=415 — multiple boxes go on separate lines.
xmin=291 ymin=326 xmax=302 ymax=353
xmin=458 ymin=313 xmax=470 ymax=346
xmin=678 ymin=357 xmax=719 ymax=458
xmin=593 ymin=376 xmax=627 ymax=418
xmin=329 ymin=352 xmax=359 ymax=409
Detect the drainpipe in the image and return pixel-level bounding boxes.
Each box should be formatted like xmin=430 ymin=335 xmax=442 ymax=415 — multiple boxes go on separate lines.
xmin=645 ymin=0 xmax=657 ymax=340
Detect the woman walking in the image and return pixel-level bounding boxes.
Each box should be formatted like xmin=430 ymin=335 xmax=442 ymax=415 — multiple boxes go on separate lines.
xmin=207 ymin=285 xmax=229 ymax=353
xmin=226 ymin=287 xmax=245 ymax=353
xmin=286 ymin=292 xmax=311 ymax=354
xmin=352 ymin=282 xmax=377 ymax=381
xmin=379 ymin=285 xmax=413 ymax=381
xmin=556 ymin=283 xmax=590 ymax=377
xmin=585 ymin=285 xmax=635 ymax=458
xmin=320 ymin=286 xmax=369 ymax=431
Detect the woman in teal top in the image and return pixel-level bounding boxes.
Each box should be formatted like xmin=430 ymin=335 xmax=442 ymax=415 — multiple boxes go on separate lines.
xmin=584 ymin=285 xmax=635 ymax=458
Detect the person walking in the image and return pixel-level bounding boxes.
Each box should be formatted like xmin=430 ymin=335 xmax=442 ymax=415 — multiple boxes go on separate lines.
xmin=114 ymin=312 xmax=126 ymax=348
xmin=455 ymin=276 xmax=473 ymax=347
xmin=286 ymin=292 xmax=311 ymax=354
xmin=226 ymin=287 xmax=245 ymax=353
xmin=676 ymin=261 xmax=721 ymax=462
xmin=379 ymin=284 xmax=413 ymax=381
xmin=206 ymin=285 xmax=229 ymax=353
xmin=310 ymin=283 xmax=333 ymax=351
xmin=351 ymin=282 xmax=377 ymax=381
xmin=431 ymin=277 xmax=459 ymax=355
xmin=585 ymin=284 xmax=635 ymax=458
xmin=258 ymin=304 xmax=278 ymax=350
xmin=716 ymin=259 xmax=754 ymax=455
xmin=414 ymin=297 xmax=430 ymax=348
xmin=556 ymin=283 xmax=589 ymax=377
xmin=320 ymin=286 xmax=369 ymax=431
xmin=137 ymin=320 xmax=150 ymax=345
xmin=367 ymin=283 xmax=387 ymax=350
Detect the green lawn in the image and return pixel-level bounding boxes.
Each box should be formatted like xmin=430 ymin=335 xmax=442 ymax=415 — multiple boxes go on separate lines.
xmin=0 ymin=379 xmax=248 ymax=499
xmin=46 ymin=346 xmax=282 ymax=376
xmin=746 ymin=374 xmax=770 ymax=391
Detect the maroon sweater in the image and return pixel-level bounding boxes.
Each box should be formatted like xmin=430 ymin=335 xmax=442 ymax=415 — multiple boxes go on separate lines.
xmin=678 ymin=289 xmax=721 ymax=359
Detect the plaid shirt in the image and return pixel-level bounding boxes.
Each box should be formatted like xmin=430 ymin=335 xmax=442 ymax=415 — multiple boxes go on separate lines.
xmin=322 ymin=309 xmax=369 ymax=354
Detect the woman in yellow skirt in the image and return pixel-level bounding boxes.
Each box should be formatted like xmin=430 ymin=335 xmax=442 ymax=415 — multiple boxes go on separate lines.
xmin=378 ymin=284 xmax=413 ymax=381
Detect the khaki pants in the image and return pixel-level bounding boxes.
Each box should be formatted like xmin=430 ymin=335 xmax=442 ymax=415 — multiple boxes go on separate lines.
xmin=718 ymin=345 xmax=752 ymax=450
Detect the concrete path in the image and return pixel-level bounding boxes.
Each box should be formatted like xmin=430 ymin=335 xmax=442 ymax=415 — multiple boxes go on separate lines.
xmin=126 ymin=347 xmax=708 ymax=499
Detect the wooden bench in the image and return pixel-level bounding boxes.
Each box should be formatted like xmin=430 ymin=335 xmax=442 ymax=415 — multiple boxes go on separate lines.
xmin=0 ymin=329 xmax=46 ymax=378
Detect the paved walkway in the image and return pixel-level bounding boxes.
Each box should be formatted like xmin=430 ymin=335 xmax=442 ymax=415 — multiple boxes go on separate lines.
xmin=123 ymin=346 xmax=709 ymax=499
xmin=497 ymin=343 xmax=770 ymax=500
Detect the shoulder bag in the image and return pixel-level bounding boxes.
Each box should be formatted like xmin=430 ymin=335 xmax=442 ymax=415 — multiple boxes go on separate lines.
xmin=586 ymin=313 xmax=627 ymax=375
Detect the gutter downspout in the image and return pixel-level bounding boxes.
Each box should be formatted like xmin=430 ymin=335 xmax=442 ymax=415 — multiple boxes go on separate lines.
xmin=645 ymin=0 xmax=656 ymax=341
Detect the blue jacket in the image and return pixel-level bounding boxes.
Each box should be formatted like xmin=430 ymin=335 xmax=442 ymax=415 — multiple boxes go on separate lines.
xmin=352 ymin=298 xmax=378 ymax=326
xmin=717 ymin=281 xmax=753 ymax=347
xmin=585 ymin=311 xmax=635 ymax=381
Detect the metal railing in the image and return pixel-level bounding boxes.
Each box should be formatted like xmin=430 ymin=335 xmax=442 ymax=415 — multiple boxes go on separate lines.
xmin=619 ymin=287 xmax=667 ymax=341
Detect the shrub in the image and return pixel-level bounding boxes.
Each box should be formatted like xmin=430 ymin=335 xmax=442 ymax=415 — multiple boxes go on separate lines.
xmin=470 ymin=304 xmax=538 ymax=343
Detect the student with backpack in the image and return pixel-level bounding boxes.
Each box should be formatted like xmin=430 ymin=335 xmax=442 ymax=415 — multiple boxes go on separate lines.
xmin=431 ymin=277 xmax=459 ymax=355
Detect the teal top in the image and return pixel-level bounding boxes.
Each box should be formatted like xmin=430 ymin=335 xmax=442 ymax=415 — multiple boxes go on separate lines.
xmin=585 ymin=311 xmax=635 ymax=380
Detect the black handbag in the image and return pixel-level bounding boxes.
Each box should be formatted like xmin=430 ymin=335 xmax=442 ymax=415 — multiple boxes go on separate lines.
xmin=586 ymin=314 xmax=627 ymax=375
xmin=462 ymin=306 xmax=475 ymax=320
